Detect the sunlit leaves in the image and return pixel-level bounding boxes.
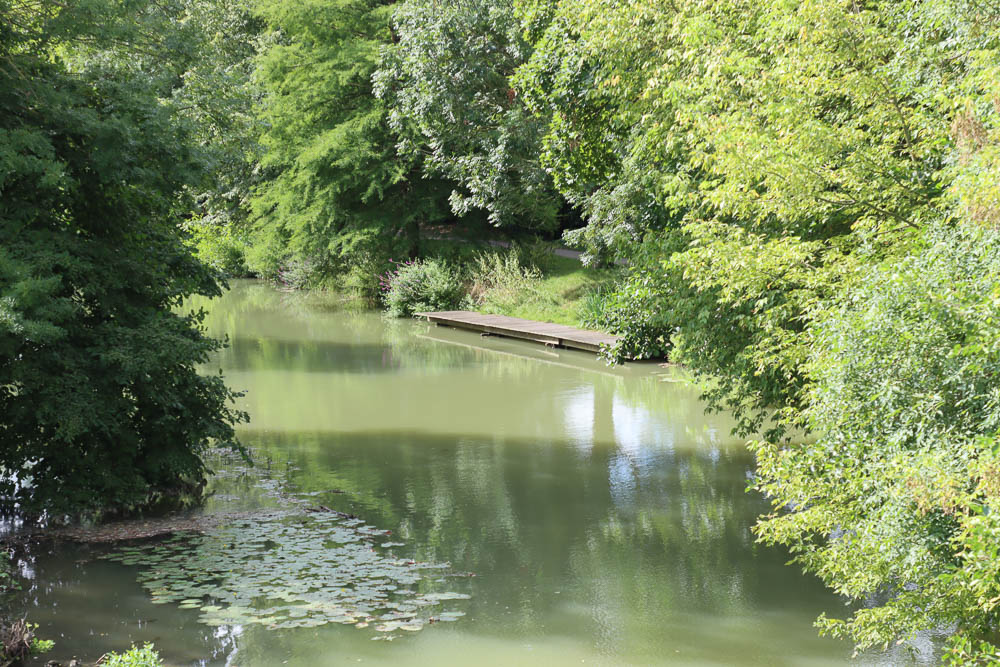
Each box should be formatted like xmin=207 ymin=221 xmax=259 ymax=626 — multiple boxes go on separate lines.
xmin=753 ymin=225 xmax=1000 ymax=660
xmin=375 ymin=0 xmax=560 ymax=229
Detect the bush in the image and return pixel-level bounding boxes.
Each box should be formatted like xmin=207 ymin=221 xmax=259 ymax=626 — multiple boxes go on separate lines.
xmin=581 ymin=233 xmax=686 ymax=362
xmin=276 ymin=256 xmax=325 ymax=290
xmin=101 ymin=644 xmax=162 ymax=667
xmin=186 ymin=224 xmax=251 ymax=278
xmin=381 ymin=258 xmax=465 ymax=317
xmin=246 ymin=248 xmax=331 ymax=290
xmin=750 ymin=224 xmax=1000 ymax=662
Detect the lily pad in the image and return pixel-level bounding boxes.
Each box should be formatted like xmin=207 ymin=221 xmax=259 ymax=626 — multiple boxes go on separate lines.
xmin=418 ymin=592 xmax=471 ymax=602
xmin=99 ymin=449 xmax=473 ymax=637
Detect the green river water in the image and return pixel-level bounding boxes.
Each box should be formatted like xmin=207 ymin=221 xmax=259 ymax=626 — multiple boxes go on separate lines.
xmin=11 ymin=281 xmax=934 ymax=665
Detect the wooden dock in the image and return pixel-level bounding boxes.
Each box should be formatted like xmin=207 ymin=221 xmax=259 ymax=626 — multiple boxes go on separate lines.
xmin=414 ymin=311 xmax=619 ymax=353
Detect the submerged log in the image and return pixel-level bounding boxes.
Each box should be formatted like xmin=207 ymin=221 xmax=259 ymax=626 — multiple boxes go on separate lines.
xmin=30 ymin=510 xmax=266 ymax=544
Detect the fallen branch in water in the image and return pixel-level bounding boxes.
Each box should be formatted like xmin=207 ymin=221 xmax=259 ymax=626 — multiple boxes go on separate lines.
xmin=24 ymin=510 xmax=270 ymax=544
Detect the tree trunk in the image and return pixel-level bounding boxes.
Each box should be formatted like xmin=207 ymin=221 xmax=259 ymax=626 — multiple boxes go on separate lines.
xmin=407 ymin=217 xmax=421 ymax=259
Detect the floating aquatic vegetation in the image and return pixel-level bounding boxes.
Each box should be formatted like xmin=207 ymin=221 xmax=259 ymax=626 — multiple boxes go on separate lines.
xmin=98 ymin=448 xmax=471 ymax=636
xmin=101 ymin=509 xmax=470 ymax=634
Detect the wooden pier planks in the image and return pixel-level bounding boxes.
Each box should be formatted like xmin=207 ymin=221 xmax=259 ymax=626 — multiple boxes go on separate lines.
xmin=414 ymin=310 xmax=619 ymax=353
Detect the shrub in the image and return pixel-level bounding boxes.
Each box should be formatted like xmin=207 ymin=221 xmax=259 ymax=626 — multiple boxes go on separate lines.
xmin=276 ymin=256 xmax=324 ymax=290
xmin=381 ymin=258 xmax=465 ymax=317
xmin=101 ymin=644 xmax=162 ymax=667
xmin=582 ymin=233 xmax=686 ymax=361
xmin=246 ymin=250 xmax=331 ymax=290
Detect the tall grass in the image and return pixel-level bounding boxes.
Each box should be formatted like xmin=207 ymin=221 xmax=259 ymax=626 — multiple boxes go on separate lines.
xmin=466 ymin=251 xmax=545 ymax=312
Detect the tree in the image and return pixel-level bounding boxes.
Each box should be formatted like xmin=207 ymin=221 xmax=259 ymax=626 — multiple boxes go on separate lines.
xmin=54 ymin=0 xmax=265 ymax=278
xmin=172 ymin=0 xmax=264 ymax=277
xmin=375 ymin=0 xmax=561 ymax=231
xmin=520 ymin=0 xmax=992 ymax=435
xmin=753 ymin=224 xmax=1000 ymax=662
xmin=514 ymin=0 xmax=674 ymax=262
xmin=0 ymin=0 xmax=246 ymax=516
xmin=249 ymin=0 xmax=452 ymax=283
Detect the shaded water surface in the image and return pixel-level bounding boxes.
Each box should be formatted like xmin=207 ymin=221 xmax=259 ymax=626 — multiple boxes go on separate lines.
xmin=11 ymin=282 xmax=920 ymax=665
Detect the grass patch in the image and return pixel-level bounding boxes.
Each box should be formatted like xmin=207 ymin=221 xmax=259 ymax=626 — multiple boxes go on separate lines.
xmin=472 ymin=253 xmax=620 ymax=329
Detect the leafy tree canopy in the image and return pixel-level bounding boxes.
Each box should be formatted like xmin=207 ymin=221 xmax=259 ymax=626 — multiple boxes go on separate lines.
xmin=249 ymin=0 xmax=452 ymax=282
xmin=0 ymin=0 xmax=246 ymax=516
xmin=754 ymin=224 xmax=1000 ymax=661
xmin=525 ymin=0 xmax=999 ymax=435
xmin=375 ymin=0 xmax=561 ymax=230
xmin=516 ymin=1 xmax=1000 ymax=659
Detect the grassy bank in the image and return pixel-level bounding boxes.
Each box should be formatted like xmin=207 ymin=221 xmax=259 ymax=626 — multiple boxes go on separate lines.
xmin=471 ymin=254 xmax=619 ymax=328
xmin=380 ymin=239 xmax=621 ymax=332
xmin=191 ymin=233 xmax=622 ymax=333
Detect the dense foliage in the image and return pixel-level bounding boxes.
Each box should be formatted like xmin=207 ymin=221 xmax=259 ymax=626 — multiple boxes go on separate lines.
xmin=514 ymin=0 xmax=671 ymax=262
xmin=247 ymin=0 xmax=453 ymax=284
xmin=511 ymin=0 xmax=1000 ymax=659
xmin=375 ymin=0 xmax=560 ymax=229
xmin=751 ymin=225 xmax=1000 ymax=658
xmin=380 ymin=259 xmax=465 ymax=318
xmin=0 ymin=1 xmax=246 ymax=516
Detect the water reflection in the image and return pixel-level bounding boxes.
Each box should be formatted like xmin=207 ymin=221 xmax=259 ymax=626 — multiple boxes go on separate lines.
xmin=7 ymin=282 xmax=918 ymax=665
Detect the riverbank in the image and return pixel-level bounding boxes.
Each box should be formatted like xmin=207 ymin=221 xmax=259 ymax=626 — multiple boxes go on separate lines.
xmin=377 ymin=241 xmax=623 ymax=343
xmin=377 ymin=238 xmax=621 ymax=331
xmin=202 ymin=235 xmax=623 ymax=335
